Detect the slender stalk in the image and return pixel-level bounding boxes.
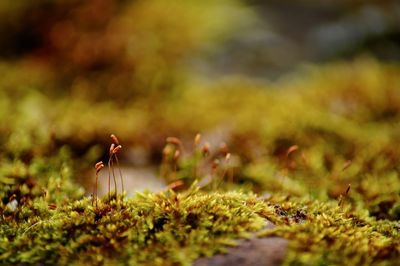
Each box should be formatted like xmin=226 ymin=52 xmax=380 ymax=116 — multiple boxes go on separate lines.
xmin=193 ymin=134 xmax=201 ymax=180
xmin=111 ymin=156 xmax=118 ymax=199
xmin=94 ymin=161 xmax=104 ymax=208
xmin=211 ymin=159 xmax=219 ymax=190
xmin=114 ymin=155 xmax=124 ymax=193
xmin=108 ymin=158 xmax=111 ymax=202
xmin=95 ymin=172 xmax=98 ymax=208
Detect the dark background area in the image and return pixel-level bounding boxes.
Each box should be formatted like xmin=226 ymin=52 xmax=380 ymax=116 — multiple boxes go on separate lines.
xmin=0 ymin=0 xmax=399 ymax=86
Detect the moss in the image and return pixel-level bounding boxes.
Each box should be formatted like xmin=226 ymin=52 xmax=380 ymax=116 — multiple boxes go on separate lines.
xmin=1 ymin=187 xmax=274 ymax=266
xmin=258 ymin=196 xmax=400 ymax=265
xmin=1 ymin=58 xmax=400 ymax=265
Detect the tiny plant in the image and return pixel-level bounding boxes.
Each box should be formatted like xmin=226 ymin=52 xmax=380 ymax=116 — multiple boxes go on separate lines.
xmin=93 ymin=161 xmax=104 ymax=208
xmin=338 ymin=184 xmax=351 ymax=207
xmin=103 ymin=134 xmax=124 ymax=202
xmin=161 ymin=134 xmax=237 ymax=190
xmin=193 ymin=133 xmax=202 ymax=179
xmin=211 ymin=158 xmax=220 ymax=190
xmin=108 ymin=143 xmax=117 ymax=201
xmin=201 ymin=142 xmax=210 ymax=157
xmin=223 ymin=152 xmax=233 ymax=183
xmin=163 ymin=136 xmax=184 ymax=181
xmin=166 ymin=136 xmax=184 ymax=153
xmin=111 ymin=134 xmax=124 ymax=193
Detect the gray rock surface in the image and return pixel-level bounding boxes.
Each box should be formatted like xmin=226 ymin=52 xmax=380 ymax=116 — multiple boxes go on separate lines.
xmin=97 ymin=166 xmax=166 ymax=196
xmin=193 ymin=236 xmax=288 ymax=266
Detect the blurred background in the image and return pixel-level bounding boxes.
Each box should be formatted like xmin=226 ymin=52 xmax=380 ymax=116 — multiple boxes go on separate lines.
xmin=1 ymin=0 xmax=399 ymax=97
xmin=1 ymin=0 xmax=400 ymax=212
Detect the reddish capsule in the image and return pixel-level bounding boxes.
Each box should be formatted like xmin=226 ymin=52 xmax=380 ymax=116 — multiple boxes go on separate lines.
xmin=109 ymin=143 xmax=115 ymax=156
xmin=110 ymin=134 xmax=120 ymax=145
xmin=166 ymin=137 xmax=182 ymax=146
xmin=202 ymin=142 xmax=210 ymax=157
xmin=95 ymin=161 xmax=104 ymax=169
xmin=112 ymin=145 xmax=122 ymax=155
xmin=168 ymin=180 xmax=184 ymax=190
xmin=286 ymin=145 xmax=299 ymax=158
xmin=95 ymin=163 xmax=105 ymax=174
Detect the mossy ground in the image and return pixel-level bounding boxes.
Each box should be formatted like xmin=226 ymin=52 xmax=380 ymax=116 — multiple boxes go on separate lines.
xmin=1 ymin=189 xmax=271 ymax=266
xmin=1 ymin=58 xmax=400 ymax=265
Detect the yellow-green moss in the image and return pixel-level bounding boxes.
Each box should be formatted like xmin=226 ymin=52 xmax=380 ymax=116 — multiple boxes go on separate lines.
xmin=1 ymin=187 xmax=274 ymax=266
xmin=1 ymin=58 xmax=400 ymax=265
xmin=260 ymin=196 xmax=400 ymax=266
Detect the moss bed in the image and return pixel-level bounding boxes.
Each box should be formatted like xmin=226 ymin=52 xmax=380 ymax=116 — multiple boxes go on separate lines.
xmin=1 ymin=59 xmax=400 ymax=265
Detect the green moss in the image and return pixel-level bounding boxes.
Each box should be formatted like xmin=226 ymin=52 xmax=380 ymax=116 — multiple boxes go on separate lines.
xmin=260 ymin=196 xmax=400 ymax=265
xmin=1 ymin=188 xmax=274 ymax=265
xmin=1 ymin=58 xmax=400 ymax=265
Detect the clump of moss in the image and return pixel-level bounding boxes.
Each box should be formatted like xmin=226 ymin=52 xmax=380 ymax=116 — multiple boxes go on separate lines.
xmin=0 ymin=187 xmax=274 ymax=265
xmin=0 ymin=147 xmax=84 ymax=218
xmin=260 ymin=196 xmax=400 ymax=265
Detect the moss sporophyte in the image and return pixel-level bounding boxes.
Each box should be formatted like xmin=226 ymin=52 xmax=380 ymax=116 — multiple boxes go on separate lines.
xmin=92 ymin=161 xmax=104 ymax=208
